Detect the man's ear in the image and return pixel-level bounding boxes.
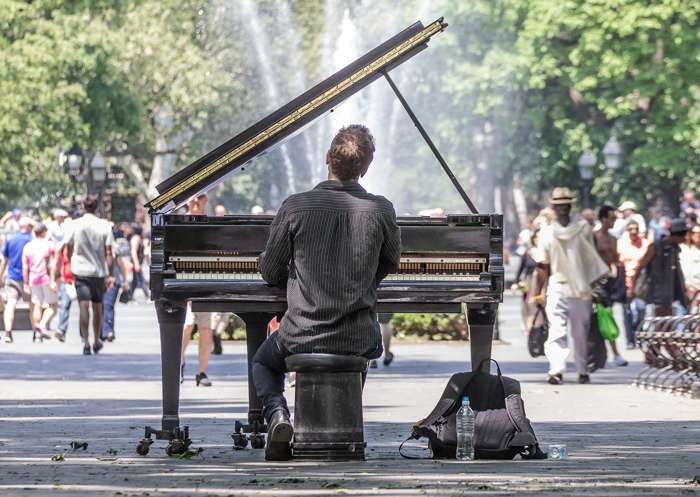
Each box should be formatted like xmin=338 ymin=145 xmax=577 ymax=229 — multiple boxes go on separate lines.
xmin=359 ymin=157 xmax=372 ymax=178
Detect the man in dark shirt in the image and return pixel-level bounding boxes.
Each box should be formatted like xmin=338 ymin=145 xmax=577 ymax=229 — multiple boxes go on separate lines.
xmin=253 ymin=124 xmax=401 ymax=460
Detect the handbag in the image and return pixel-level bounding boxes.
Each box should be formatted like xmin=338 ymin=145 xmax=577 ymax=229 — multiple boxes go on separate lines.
xmin=527 ymin=307 xmax=548 ymax=358
xmin=399 ymin=359 xmax=546 ymax=460
xmin=595 ymin=303 xmax=619 ymax=341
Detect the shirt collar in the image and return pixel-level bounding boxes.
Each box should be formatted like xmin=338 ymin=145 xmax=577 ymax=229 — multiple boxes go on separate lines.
xmin=313 ymin=180 xmax=367 ymax=193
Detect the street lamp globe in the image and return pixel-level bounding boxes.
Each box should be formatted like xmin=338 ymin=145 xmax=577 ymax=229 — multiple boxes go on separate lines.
xmin=66 ymin=144 xmax=84 ymax=178
xmin=577 ymin=150 xmax=596 ymax=180
xmin=603 ymin=135 xmax=622 ymax=170
xmin=90 ymin=151 xmax=107 ymax=187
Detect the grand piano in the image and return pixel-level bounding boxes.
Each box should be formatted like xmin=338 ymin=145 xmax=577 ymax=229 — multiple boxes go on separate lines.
xmin=139 ymin=18 xmax=503 ymax=455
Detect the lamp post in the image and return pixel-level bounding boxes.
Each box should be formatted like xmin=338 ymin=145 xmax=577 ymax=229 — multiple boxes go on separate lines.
xmin=89 ymin=152 xmax=107 ymax=216
xmin=577 ymin=150 xmax=596 ymax=209
xmin=602 ymin=135 xmax=622 ymax=170
xmin=65 ymin=144 xmax=85 ymax=182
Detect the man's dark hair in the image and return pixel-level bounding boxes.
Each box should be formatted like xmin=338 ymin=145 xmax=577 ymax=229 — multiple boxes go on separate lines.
xmin=328 ymin=125 xmax=375 ymax=181
xmin=598 ymin=204 xmax=616 ymax=221
xmin=83 ymin=194 xmax=99 ymax=213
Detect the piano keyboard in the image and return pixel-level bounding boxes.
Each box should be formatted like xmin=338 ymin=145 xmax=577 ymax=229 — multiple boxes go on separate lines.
xmin=174 ymin=272 xmax=481 ymax=282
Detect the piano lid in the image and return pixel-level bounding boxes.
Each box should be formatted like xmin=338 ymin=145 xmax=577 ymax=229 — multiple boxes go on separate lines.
xmin=146 ymin=18 xmax=448 ymax=213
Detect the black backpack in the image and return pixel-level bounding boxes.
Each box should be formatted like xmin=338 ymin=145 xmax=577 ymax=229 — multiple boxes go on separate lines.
xmin=400 ymin=359 xmax=546 ymax=460
xmin=527 ymin=307 xmax=548 ymax=358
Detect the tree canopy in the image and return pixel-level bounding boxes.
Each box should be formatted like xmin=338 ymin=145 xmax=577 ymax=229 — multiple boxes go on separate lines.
xmin=1 ymin=0 xmax=698 ymax=222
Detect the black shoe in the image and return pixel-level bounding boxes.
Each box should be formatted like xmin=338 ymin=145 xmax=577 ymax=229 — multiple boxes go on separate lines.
xmin=383 ymin=351 xmax=394 ymax=367
xmin=93 ymin=341 xmax=104 ymax=354
xmin=212 ymin=333 xmax=223 ymax=355
xmin=265 ymin=410 xmax=293 ymax=461
xmin=547 ymin=373 xmax=563 ymax=385
xmin=83 ymin=343 xmax=92 ymax=355
xmin=369 ymin=360 xmax=378 ymax=369
xmin=578 ymin=374 xmax=591 ymax=384
xmin=195 ymin=372 xmax=212 ymax=387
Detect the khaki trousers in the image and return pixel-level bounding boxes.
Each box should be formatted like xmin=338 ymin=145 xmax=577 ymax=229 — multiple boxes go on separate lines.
xmin=544 ymin=282 xmax=591 ymax=376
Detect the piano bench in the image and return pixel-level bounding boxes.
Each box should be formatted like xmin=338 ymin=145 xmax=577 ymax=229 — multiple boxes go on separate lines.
xmin=285 ymin=353 xmax=368 ymax=461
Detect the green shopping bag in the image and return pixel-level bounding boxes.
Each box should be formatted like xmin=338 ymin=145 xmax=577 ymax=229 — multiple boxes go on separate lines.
xmin=595 ymin=304 xmax=619 ymax=341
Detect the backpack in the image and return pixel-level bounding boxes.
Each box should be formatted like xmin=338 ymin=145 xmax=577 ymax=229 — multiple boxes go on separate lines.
xmin=400 ymin=359 xmax=546 ymax=460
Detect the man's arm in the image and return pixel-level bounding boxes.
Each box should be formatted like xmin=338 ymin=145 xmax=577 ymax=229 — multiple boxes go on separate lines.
xmin=259 ymin=204 xmax=292 ymax=288
xmin=375 ymin=209 xmax=401 ymax=284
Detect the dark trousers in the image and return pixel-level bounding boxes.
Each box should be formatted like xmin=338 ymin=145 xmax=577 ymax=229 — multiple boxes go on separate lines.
xmin=252 ymin=333 xmax=380 ymax=422
xmin=252 ymin=333 xmax=292 ymax=422
xmin=101 ymin=282 xmax=120 ymax=339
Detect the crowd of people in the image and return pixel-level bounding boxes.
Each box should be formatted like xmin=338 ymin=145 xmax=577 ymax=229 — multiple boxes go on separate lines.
xmin=512 ymin=188 xmax=700 ymax=384
xmin=0 ymin=196 xmax=151 ymax=351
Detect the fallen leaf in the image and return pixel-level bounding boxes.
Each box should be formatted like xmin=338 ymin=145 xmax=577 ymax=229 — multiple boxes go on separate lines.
xmin=174 ymin=448 xmax=204 ymax=460
xmin=51 ymin=454 xmax=65 ymax=462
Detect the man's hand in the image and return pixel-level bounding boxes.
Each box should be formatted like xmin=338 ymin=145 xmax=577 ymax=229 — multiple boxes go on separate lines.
xmin=49 ymin=280 xmax=57 ymax=292
xmin=105 ymin=276 xmax=115 ymax=290
xmin=23 ymin=283 xmax=30 ymax=295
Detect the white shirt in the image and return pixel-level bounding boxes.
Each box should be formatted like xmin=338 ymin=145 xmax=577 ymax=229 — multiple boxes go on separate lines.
xmin=64 ymin=213 xmax=114 ymax=278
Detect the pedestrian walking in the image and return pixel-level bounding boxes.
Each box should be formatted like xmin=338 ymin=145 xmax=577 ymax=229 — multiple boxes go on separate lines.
xmin=100 ymin=226 xmax=130 ymax=342
xmin=370 ymin=313 xmax=395 ymax=368
xmin=592 ymin=205 xmax=628 ymax=366
xmin=612 ymin=201 xmax=647 ymax=239
xmin=533 ymin=187 xmax=609 ymax=385
xmin=680 ymin=225 xmax=700 ymax=313
xmin=60 ymin=196 xmax=115 ymax=355
xmin=21 ymin=223 xmax=57 ymax=341
xmin=129 ymin=224 xmax=149 ymax=301
xmin=180 ymin=193 xmax=214 ymax=386
xmin=512 ymin=228 xmax=541 ymax=335
xmin=617 ymin=220 xmax=650 ymax=348
xmin=635 ymin=218 xmax=689 ymax=317
xmin=0 ymin=217 xmax=34 ymax=342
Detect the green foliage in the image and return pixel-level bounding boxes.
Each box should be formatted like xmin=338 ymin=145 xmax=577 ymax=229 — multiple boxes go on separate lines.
xmin=391 ymin=313 xmax=468 ymax=341
xmin=1 ymin=0 xmax=698 ymax=214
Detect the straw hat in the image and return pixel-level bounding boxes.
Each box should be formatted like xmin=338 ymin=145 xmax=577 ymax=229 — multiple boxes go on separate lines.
xmin=549 ymin=187 xmax=575 ymax=205
xmin=618 ymin=200 xmax=637 ymax=212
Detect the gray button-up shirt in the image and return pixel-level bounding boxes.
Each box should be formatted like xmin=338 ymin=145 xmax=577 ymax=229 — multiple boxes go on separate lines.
xmin=260 ymin=180 xmax=401 ymax=356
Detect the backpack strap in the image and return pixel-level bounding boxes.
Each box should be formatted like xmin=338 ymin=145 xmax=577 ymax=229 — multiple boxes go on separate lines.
xmin=415 ymin=372 xmax=477 ymax=429
xmin=399 ymin=427 xmax=434 ymax=460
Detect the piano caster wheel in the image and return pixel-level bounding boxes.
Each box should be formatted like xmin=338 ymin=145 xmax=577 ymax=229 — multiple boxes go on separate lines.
xmin=250 ymin=434 xmax=265 ymax=449
xmin=232 ymin=432 xmax=248 ymax=450
xmin=166 ymin=438 xmax=190 ymax=457
xmin=136 ymin=438 xmax=153 ymax=456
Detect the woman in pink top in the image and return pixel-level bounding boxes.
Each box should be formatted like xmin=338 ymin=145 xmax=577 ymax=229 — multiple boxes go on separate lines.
xmin=617 ymin=220 xmax=650 ymax=349
xmin=22 ymin=223 xmax=57 ymax=341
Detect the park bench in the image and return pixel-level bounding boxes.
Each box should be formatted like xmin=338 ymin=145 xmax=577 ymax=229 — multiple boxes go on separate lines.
xmin=633 ymin=314 xmax=700 ymax=398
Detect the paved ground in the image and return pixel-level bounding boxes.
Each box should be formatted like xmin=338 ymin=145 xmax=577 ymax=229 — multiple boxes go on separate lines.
xmin=0 ymin=295 xmax=698 ymax=497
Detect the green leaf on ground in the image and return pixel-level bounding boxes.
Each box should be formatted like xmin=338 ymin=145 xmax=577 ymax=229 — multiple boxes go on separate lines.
xmin=51 ymin=454 xmax=65 ymax=462
xmin=690 ymin=475 xmax=700 ymax=485
xmin=320 ymin=482 xmax=342 ymax=489
xmin=174 ymin=447 xmax=204 ymax=459
xmin=279 ymin=478 xmax=303 ymax=484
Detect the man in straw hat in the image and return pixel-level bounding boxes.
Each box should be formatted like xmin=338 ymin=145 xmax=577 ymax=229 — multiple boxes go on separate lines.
xmin=533 ymin=187 xmax=609 ymax=385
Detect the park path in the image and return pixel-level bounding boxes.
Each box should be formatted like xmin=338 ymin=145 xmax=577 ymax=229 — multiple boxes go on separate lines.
xmin=0 ymin=296 xmax=698 ymax=496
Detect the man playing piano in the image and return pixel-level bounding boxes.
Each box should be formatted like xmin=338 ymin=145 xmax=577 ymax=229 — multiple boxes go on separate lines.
xmin=252 ymin=124 xmax=401 ymax=460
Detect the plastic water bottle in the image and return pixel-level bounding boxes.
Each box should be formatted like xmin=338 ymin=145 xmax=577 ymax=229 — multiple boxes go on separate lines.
xmin=456 ymin=395 xmax=475 ymax=461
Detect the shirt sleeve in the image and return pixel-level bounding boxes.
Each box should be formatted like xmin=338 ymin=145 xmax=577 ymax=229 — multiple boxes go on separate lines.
xmin=259 ymin=202 xmax=292 ymax=288
xmin=376 ymin=206 xmax=401 ymax=284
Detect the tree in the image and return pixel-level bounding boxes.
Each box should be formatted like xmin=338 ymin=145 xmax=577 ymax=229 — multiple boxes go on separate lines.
xmin=0 ymin=1 xmax=140 ymax=210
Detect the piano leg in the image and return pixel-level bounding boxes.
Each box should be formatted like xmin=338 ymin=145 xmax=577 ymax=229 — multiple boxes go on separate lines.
xmin=136 ymin=299 xmax=191 ymax=456
xmin=467 ymin=303 xmax=498 ymax=372
xmin=233 ymin=312 xmax=276 ymax=450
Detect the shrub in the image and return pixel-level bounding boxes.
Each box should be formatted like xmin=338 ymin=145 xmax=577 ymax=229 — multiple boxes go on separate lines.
xmin=390 ymin=313 xmax=468 ymax=341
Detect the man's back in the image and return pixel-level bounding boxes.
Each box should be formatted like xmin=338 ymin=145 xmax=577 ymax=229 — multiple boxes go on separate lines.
xmin=3 ymin=231 xmax=32 ymax=281
xmin=260 ymin=180 xmax=400 ymax=356
xmin=66 ymin=213 xmax=113 ymax=278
